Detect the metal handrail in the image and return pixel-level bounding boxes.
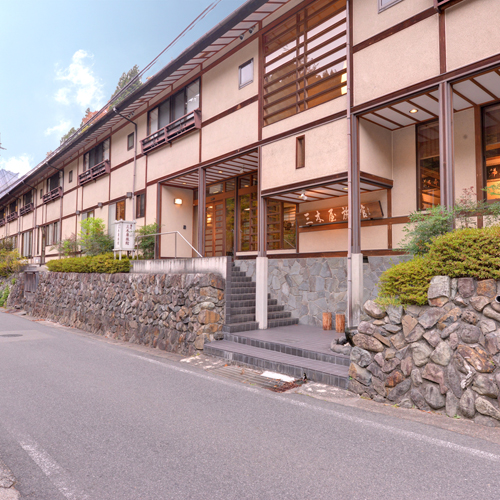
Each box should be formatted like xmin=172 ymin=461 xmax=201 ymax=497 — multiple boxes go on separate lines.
xmin=134 ymin=231 xmax=202 ymax=259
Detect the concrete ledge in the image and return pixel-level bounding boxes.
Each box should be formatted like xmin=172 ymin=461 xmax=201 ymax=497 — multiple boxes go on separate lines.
xmin=132 ymin=257 xmax=231 ymax=280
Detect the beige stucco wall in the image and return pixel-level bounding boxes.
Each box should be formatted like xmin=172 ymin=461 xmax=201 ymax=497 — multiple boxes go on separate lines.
xmin=145 ymin=184 xmax=158 ymax=226
xmin=359 ymin=118 xmax=393 ymax=179
xmin=202 ymin=103 xmax=259 ymax=162
xmin=454 ymin=108 xmax=476 ymax=197
xmin=109 ymin=158 xmax=146 ymax=201
xmin=261 ymin=118 xmax=348 ymax=191
xmin=353 ymin=16 xmax=440 ymax=105
xmin=262 ymin=96 xmax=347 ymax=140
xmin=446 ymin=0 xmax=500 ymax=72
xmin=146 ymin=131 xmax=200 ymax=184
xmin=110 ymin=114 xmax=147 ymax=167
xmin=62 ymin=216 xmax=76 ymax=241
xmin=81 ymin=176 xmax=109 ymax=210
xmin=352 ymin=0 xmax=434 ymax=45
xmin=300 ymin=228 xmax=347 ymax=253
xmin=62 ymin=190 xmax=77 ymax=218
xmin=392 ymin=223 xmax=407 ymax=250
xmin=160 ymin=186 xmax=194 ymax=258
xmin=202 ymin=40 xmax=258 ymax=121
xmin=392 ymin=125 xmax=417 ymax=216
xmin=63 ymin=160 xmax=78 ymax=192
xmin=45 ymin=200 xmax=61 ymax=223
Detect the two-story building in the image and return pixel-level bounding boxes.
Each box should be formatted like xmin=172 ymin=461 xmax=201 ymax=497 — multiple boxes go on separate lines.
xmin=2 ymin=0 xmax=500 ymax=327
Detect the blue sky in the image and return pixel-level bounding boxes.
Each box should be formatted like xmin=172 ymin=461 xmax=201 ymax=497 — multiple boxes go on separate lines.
xmin=0 ymin=0 xmax=246 ymax=177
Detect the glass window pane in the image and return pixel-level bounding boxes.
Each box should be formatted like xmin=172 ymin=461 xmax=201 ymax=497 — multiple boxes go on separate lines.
xmin=173 ymin=91 xmax=185 ymax=120
xmin=149 ymin=108 xmax=159 ymax=133
xmin=159 ymin=99 xmax=171 ymax=128
xmin=417 ymin=121 xmax=440 ymax=209
xmin=186 ymin=81 xmax=200 ymax=113
xmin=239 ymin=60 xmax=254 ymax=88
xmin=484 ymin=103 xmax=500 ymax=200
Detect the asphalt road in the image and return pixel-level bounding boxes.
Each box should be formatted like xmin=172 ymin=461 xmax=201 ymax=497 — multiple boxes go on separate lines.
xmin=1 ymin=312 xmax=500 ymax=500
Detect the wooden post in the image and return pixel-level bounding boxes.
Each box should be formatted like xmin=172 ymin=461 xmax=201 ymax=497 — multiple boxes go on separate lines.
xmin=336 ymin=314 xmax=346 ymax=333
xmin=323 ymin=313 xmax=332 ymax=330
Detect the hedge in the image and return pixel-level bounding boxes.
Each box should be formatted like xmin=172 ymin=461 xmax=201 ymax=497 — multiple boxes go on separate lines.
xmin=46 ymin=253 xmax=130 ymax=273
xmin=377 ymin=226 xmax=500 ymax=306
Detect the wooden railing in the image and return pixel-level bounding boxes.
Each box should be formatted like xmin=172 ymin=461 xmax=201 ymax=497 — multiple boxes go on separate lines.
xmin=0 ymin=218 xmax=6 ymax=228
xmin=20 ymin=202 xmax=34 ymax=216
xmin=7 ymin=212 xmax=18 ymax=223
xmin=42 ymin=186 xmax=63 ymax=204
xmin=78 ymin=159 xmax=111 ymax=186
xmin=141 ymin=109 xmax=201 ymax=154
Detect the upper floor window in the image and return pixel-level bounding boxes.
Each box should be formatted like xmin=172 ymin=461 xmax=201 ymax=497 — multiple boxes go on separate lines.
xmin=47 ymin=172 xmax=61 ymax=192
xmin=263 ymin=0 xmax=347 ymax=126
xmin=239 ymin=59 xmax=254 ymax=89
xmin=378 ymin=0 xmax=404 ymax=13
xmin=69 ymin=170 xmax=73 ymax=183
xmin=84 ymin=138 xmax=110 ymax=171
xmin=9 ymin=200 xmax=17 ymax=214
xmin=417 ymin=121 xmax=440 ymax=210
xmin=148 ymin=80 xmax=200 ymax=134
xmin=23 ymin=191 xmax=33 ymax=206
xmin=127 ymin=132 xmax=134 ymax=151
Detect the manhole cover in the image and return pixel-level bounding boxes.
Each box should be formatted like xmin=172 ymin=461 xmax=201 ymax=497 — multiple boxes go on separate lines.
xmin=0 ymin=334 xmax=23 ymax=338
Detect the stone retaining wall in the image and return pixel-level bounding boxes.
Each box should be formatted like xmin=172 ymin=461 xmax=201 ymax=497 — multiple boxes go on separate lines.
xmin=347 ymin=276 xmax=500 ymax=427
xmin=8 ymin=272 xmax=225 ymax=356
xmin=238 ymin=256 xmax=410 ymax=326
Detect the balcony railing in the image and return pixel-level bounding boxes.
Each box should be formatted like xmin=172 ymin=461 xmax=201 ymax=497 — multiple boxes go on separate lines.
xmin=42 ymin=186 xmax=63 ymax=204
xmin=20 ymin=202 xmax=34 ymax=216
xmin=78 ymin=159 xmax=111 ymax=186
xmin=7 ymin=212 xmax=18 ymax=223
xmin=0 ymin=218 xmax=5 ymax=228
xmin=141 ymin=109 xmax=201 ymax=154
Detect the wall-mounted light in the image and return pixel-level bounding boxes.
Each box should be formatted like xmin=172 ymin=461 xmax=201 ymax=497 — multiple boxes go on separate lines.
xmin=299 ymin=191 xmax=308 ymax=201
xmin=126 ymin=192 xmax=133 ymax=199
xmin=174 ymin=198 xmax=183 ymax=205
xmin=249 ymin=26 xmax=255 ymax=35
xmin=239 ymin=33 xmax=244 ymax=41
xmin=409 ymin=108 xmax=418 ymax=114
xmin=98 ymin=202 xmax=103 ymax=208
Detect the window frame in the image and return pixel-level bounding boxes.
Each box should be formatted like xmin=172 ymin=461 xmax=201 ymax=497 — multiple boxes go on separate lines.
xmin=416 ymin=119 xmax=440 ymax=210
xmin=127 ymin=132 xmax=134 ymax=151
xmin=83 ymin=138 xmax=110 ymax=172
xmin=296 ymin=135 xmax=305 ymax=169
xmin=136 ymin=192 xmax=145 ymax=219
xmin=147 ymin=79 xmax=200 ymax=135
xmin=116 ymin=200 xmax=126 ymax=221
xmin=69 ymin=170 xmax=73 ymax=183
xmin=378 ymin=0 xmax=405 ymax=13
xmin=239 ymin=59 xmax=254 ymax=89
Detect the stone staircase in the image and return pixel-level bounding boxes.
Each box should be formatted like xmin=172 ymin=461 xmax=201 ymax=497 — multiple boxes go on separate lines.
xmin=204 ymin=327 xmax=349 ymax=388
xmin=223 ymin=263 xmax=298 ymax=333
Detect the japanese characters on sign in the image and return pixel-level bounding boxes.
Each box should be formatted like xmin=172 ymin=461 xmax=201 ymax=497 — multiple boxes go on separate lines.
xmin=297 ymin=201 xmax=383 ymax=228
xmin=114 ymin=220 xmax=136 ymax=251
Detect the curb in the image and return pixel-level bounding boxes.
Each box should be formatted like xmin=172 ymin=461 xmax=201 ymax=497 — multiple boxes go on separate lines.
xmin=0 ymin=459 xmax=20 ymax=500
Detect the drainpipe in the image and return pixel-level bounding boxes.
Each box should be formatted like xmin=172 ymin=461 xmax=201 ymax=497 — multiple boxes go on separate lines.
xmin=113 ymin=108 xmax=137 ymax=220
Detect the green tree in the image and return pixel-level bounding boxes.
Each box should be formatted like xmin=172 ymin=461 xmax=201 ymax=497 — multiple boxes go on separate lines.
xmin=79 ymin=218 xmax=114 ymax=256
xmin=109 ymin=65 xmax=142 ymax=108
xmin=60 ymin=127 xmax=77 ymax=145
xmin=135 ymin=223 xmax=160 ymax=259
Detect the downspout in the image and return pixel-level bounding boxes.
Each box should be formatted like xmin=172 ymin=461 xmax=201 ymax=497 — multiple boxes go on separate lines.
xmin=346 ymin=0 xmax=353 ymax=327
xmin=113 ymin=108 xmax=137 ymax=220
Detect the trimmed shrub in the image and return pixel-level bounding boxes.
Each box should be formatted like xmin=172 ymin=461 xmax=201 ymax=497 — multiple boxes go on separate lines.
xmin=0 ymin=250 xmax=25 ymax=277
xmin=46 ymin=253 xmax=130 ymax=274
xmin=377 ymin=257 xmax=433 ymax=306
xmin=427 ymin=226 xmax=500 ymax=279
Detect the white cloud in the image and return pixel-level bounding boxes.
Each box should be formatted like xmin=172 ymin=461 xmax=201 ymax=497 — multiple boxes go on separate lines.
xmin=55 ymin=50 xmax=104 ymax=109
xmin=0 ymin=154 xmax=34 ymax=176
xmin=55 ymin=88 xmax=70 ymax=105
xmin=44 ymin=119 xmax=72 ymax=137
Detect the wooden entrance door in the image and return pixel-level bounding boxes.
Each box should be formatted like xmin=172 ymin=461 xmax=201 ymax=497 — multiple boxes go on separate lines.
xmin=205 ymin=201 xmax=225 ymax=257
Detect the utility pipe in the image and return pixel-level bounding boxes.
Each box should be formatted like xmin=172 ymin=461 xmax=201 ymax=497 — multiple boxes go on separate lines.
xmin=113 ymin=108 xmax=138 ymax=221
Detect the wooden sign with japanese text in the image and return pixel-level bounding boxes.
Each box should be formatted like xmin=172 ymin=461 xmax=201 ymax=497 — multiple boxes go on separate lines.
xmin=297 ymin=201 xmax=383 ymax=228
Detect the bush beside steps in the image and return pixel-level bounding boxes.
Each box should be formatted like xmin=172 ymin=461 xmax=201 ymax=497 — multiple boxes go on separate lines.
xmin=46 ymin=253 xmax=130 ymax=273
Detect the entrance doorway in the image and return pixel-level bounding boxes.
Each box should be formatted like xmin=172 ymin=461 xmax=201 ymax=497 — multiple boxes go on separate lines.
xmin=203 ymin=173 xmax=258 ymax=257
